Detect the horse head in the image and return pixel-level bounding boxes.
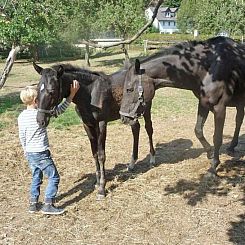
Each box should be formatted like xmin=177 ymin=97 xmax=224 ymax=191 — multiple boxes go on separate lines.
xmin=33 ymin=62 xmax=63 ymax=127
xmin=119 ymin=59 xmax=155 ymax=125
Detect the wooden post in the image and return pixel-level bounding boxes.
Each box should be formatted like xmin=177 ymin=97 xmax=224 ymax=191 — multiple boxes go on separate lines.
xmin=143 ymin=40 xmax=148 ymax=55
xmin=85 ymin=44 xmax=90 ymax=67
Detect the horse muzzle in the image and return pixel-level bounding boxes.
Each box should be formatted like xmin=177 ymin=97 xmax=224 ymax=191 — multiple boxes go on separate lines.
xmin=37 ymin=112 xmax=51 ymax=128
xmin=120 ymin=114 xmax=138 ymax=126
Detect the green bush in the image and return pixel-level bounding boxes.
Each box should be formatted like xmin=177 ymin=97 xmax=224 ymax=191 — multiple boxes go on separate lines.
xmin=140 ymin=33 xmax=213 ymax=42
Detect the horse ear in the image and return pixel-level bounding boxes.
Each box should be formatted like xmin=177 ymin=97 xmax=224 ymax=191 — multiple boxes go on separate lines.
xmin=33 ymin=62 xmax=43 ymax=74
xmin=135 ymin=59 xmax=141 ymax=74
xmin=57 ymin=65 xmax=64 ymax=78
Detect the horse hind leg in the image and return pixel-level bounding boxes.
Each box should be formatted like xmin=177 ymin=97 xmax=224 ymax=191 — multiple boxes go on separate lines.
xmin=96 ymin=121 xmax=107 ymax=200
xmin=83 ymin=123 xmax=101 ymax=189
xmin=75 ymin=106 xmax=101 ymax=188
xmin=207 ymin=103 xmax=226 ymax=177
xmin=226 ymin=105 xmax=244 ymax=155
xmin=195 ymin=102 xmax=213 ymax=159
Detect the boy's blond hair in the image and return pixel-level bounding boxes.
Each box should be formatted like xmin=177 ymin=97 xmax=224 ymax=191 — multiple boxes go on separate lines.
xmin=20 ymin=86 xmax=38 ymax=105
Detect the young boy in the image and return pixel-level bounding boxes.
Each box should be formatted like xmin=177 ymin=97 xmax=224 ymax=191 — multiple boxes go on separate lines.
xmin=18 ymin=80 xmax=80 ymax=215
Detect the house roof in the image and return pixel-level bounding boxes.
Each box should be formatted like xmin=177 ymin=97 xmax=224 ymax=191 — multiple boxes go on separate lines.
xmin=149 ymin=6 xmax=178 ymax=21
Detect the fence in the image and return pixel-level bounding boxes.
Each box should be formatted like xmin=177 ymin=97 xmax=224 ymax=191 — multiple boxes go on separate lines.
xmin=143 ymin=40 xmax=179 ymax=54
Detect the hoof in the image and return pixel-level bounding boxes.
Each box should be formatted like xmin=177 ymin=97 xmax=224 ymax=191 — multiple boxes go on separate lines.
xmin=226 ymin=147 xmax=236 ymax=157
xmin=149 ymin=155 xmax=156 ymax=168
xmin=96 ymin=194 xmax=106 ymax=201
xmin=207 ymin=150 xmax=214 ymax=159
xmin=127 ymin=163 xmax=135 ymax=172
xmin=204 ymin=168 xmax=217 ymax=179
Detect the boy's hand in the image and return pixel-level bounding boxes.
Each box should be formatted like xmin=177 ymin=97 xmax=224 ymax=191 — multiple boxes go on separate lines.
xmin=68 ymin=80 xmax=80 ymax=101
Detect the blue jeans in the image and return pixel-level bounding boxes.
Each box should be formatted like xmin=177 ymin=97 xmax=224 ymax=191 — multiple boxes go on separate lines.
xmin=26 ymin=150 xmax=60 ymax=204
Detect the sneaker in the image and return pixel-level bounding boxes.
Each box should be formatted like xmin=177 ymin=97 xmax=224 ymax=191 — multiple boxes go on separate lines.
xmin=29 ymin=203 xmax=38 ymax=213
xmin=41 ymin=204 xmax=65 ymax=215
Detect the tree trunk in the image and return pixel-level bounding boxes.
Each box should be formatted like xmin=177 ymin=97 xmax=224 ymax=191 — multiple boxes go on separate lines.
xmin=85 ymin=44 xmax=90 ymax=67
xmin=121 ymin=44 xmax=129 ymax=62
xmin=32 ymin=46 xmax=39 ymax=62
xmin=0 ymin=45 xmax=21 ymax=89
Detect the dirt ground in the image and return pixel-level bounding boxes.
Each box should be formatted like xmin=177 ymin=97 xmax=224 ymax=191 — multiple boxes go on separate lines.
xmin=0 ymin=60 xmax=245 ymax=244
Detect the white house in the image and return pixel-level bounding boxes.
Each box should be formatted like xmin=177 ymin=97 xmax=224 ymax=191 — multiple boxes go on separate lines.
xmin=145 ymin=7 xmax=179 ymax=34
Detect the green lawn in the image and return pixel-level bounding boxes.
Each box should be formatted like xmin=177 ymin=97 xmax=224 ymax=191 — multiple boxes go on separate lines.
xmin=0 ymin=48 xmax=197 ymax=130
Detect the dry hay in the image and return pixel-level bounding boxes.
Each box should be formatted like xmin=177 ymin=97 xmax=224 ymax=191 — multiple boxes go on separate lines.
xmin=0 ymin=96 xmax=245 ymax=245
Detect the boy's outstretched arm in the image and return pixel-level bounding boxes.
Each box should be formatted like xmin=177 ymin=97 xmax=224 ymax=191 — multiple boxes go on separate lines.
xmin=55 ymin=80 xmax=80 ymax=116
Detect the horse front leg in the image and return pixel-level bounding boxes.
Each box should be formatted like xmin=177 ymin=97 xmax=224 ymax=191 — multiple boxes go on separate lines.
xmin=195 ymin=101 xmax=213 ymax=159
xmin=128 ymin=122 xmax=140 ymax=171
xmin=96 ymin=120 xmax=107 ymax=200
xmin=83 ymin=124 xmax=100 ymax=188
xmin=227 ymin=105 xmax=244 ymax=155
xmin=209 ymin=104 xmax=226 ymax=176
xmin=75 ymin=106 xmax=100 ymax=188
xmin=143 ymin=102 xmax=155 ymax=167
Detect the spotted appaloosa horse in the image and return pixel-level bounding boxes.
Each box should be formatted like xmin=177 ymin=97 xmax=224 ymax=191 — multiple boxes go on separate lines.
xmin=33 ymin=62 xmax=156 ymax=199
xmin=119 ymin=36 xmax=245 ymax=176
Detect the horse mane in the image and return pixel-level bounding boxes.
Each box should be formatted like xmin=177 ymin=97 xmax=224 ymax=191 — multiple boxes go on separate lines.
xmin=51 ymin=63 xmax=108 ymax=85
xmin=139 ymin=36 xmax=238 ymax=64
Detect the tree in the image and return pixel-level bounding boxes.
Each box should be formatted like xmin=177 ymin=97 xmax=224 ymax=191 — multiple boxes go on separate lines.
xmin=176 ymin=0 xmax=198 ymax=33
xmin=80 ymin=0 xmax=163 ymax=49
xmin=95 ymin=0 xmax=146 ymax=40
xmin=163 ymin=0 xmax=181 ymax=7
xmin=65 ymin=0 xmax=164 ymax=62
xmin=0 ymin=1 xmax=60 ymax=55
xmin=195 ymin=0 xmax=245 ymax=36
xmin=177 ymin=0 xmax=245 ymax=36
xmin=0 ymin=0 xmax=164 ymax=87
xmin=0 ymin=0 xmax=72 ymax=88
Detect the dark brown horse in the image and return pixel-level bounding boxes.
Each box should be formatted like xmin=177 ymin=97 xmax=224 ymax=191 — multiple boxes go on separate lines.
xmin=119 ymin=36 xmax=245 ymax=176
xmin=33 ymin=63 xmax=155 ymax=199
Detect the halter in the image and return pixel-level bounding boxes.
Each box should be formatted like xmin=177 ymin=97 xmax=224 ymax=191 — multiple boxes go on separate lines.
xmin=119 ymin=73 xmax=145 ymax=120
xmin=37 ymin=79 xmax=63 ymax=118
xmin=37 ymin=107 xmax=58 ymax=117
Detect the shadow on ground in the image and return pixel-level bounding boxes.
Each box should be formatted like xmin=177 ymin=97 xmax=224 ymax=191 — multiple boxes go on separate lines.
xmin=57 ymin=134 xmax=245 ymax=243
xmin=57 ymin=137 xmax=202 ymax=207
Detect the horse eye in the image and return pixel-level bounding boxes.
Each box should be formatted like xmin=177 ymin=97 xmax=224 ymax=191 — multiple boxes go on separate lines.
xmin=127 ymin=88 xmax=134 ymax=93
xmin=47 ymin=89 xmax=55 ymax=95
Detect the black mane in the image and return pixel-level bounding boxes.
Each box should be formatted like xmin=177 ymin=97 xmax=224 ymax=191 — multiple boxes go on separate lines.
xmin=139 ymin=36 xmax=237 ymax=64
xmin=51 ymin=63 xmax=107 ymax=85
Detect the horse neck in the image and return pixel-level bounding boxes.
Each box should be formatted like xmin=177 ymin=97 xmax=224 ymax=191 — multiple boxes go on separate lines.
xmin=143 ymin=54 xmax=206 ymax=91
xmin=107 ymin=69 xmax=127 ymax=108
xmin=60 ymin=77 xmax=72 ymax=99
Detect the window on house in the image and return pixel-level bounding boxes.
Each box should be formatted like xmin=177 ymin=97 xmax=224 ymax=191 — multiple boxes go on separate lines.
xmin=168 ymin=22 xmax=171 ymax=26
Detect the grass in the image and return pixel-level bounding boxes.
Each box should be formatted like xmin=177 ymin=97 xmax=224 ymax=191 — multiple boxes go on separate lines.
xmin=0 ymin=90 xmax=197 ymax=130
xmin=49 ymin=106 xmax=81 ymax=129
xmin=151 ymin=88 xmax=197 ymax=117
xmin=0 ymin=93 xmax=22 ymax=114
xmin=0 ymin=93 xmax=24 ymax=129
xmin=0 ymin=48 xmax=198 ymax=131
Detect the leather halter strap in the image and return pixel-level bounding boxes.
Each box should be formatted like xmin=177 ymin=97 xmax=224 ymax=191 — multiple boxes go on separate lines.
xmin=119 ymin=74 xmax=145 ymax=119
xmin=37 ymin=79 xmax=63 ymax=117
